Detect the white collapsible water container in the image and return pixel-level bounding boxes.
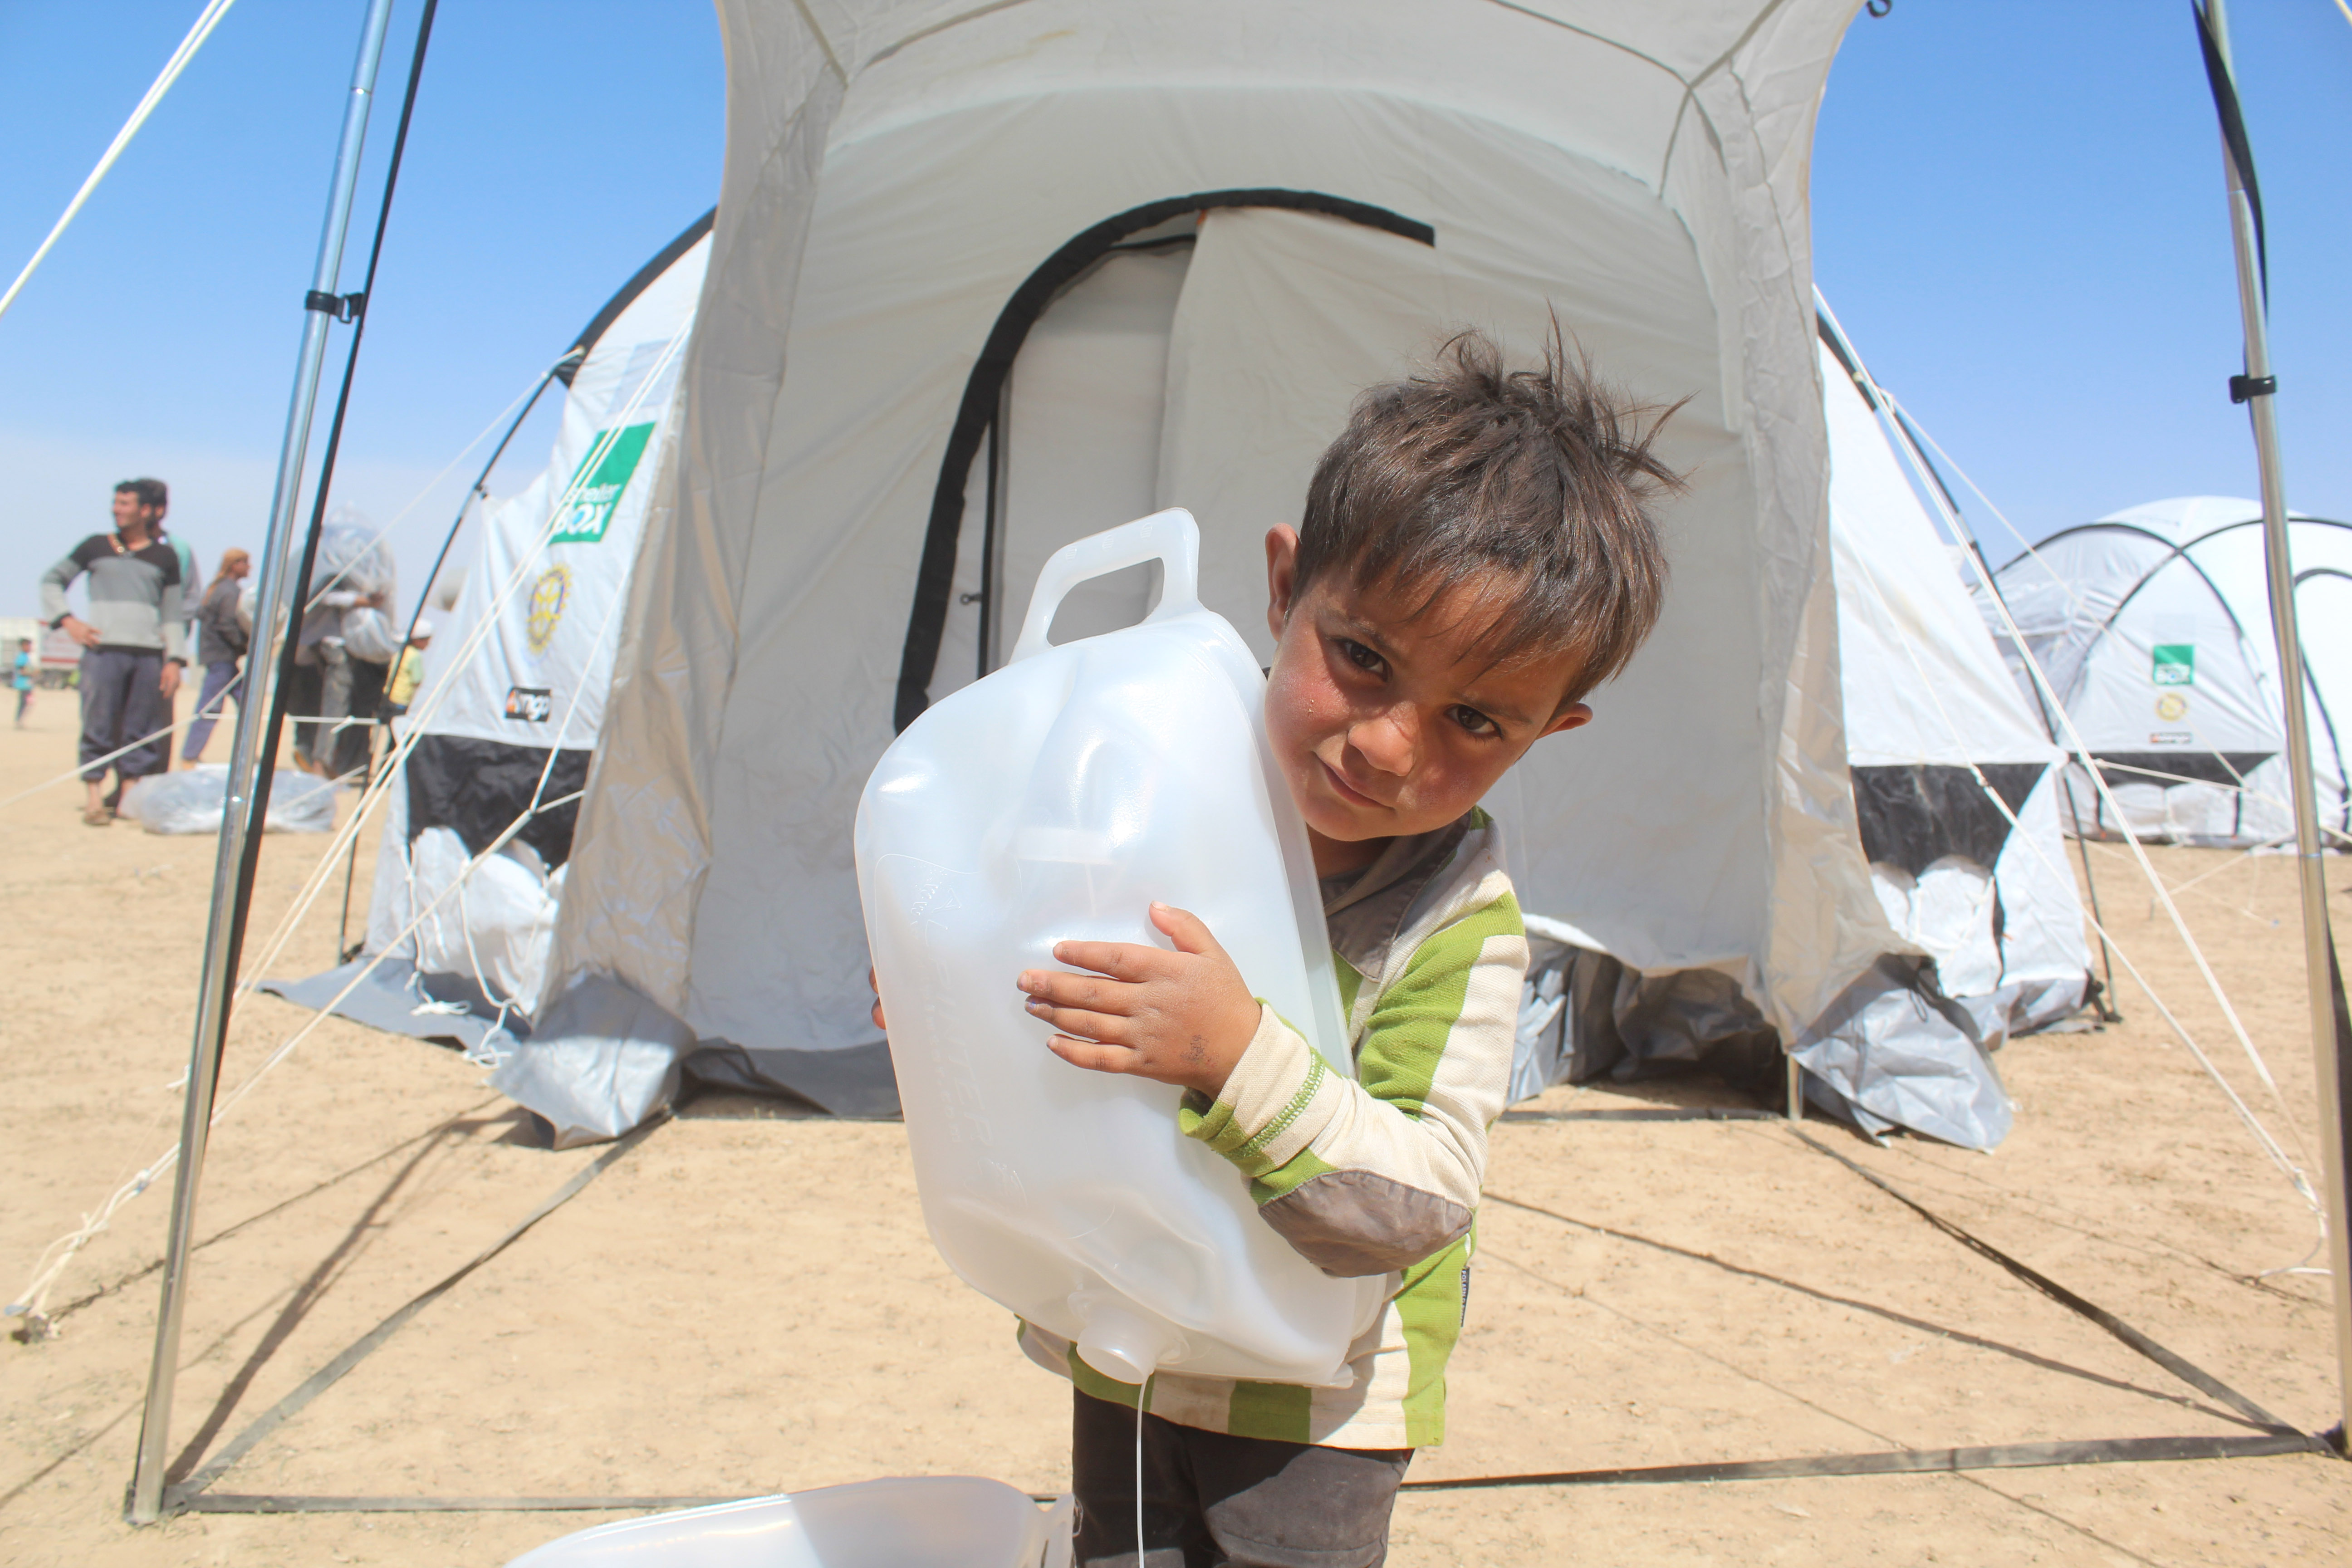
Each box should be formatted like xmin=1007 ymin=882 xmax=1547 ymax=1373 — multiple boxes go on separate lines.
xmin=856 ymin=510 xmax=1380 ymax=1388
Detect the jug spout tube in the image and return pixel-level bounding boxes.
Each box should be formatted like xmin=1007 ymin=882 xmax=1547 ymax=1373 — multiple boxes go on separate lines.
xmin=1073 ymin=1294 xmax=1186 ymax=1387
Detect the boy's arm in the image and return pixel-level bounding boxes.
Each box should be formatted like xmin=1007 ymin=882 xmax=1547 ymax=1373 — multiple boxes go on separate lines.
xmin=1179 ymin=890 xmax=1523 ymax=1277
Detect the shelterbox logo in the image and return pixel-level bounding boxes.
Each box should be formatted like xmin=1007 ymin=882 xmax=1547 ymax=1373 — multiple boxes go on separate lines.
xmin=2151 ymin=644 xmax=2195 ymax=686
xmin=549 ymin=422 xmax=656 ymax=544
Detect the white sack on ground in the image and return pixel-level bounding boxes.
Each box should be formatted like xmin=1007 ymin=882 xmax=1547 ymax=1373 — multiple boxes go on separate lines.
xmin=405 ymin=827 xmax=564 ymax=1018
xmin=125 ymin=764 xmax=336 ymax=835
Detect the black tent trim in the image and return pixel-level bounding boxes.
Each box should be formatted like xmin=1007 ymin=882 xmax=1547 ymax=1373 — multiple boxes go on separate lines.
xmin=555 ymin=206 xmax=718 ymax=387
xmin=1813 ymin=311 xmax=1975 ymax=567
xmin=892 ymin=188 xmax=1437 ymax=732
xmin=2090 ymin=751 xmax=2277 ymax=791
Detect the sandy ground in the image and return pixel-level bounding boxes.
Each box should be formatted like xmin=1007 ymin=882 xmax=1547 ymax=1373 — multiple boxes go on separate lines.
xmin=1 ymin=691 xmax=2348 ymax=1566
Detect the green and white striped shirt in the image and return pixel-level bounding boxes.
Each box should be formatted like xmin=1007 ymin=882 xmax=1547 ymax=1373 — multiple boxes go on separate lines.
xmin=1020 ymin=808 xmax=1524 ymax=1449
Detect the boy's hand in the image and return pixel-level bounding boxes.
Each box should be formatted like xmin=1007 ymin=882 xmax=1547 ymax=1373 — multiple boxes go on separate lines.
xmin=1019 ymin=903 xmax=1261 ymax=1098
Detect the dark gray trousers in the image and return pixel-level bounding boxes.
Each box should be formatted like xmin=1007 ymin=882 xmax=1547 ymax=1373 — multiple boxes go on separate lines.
xmin=78 ymin=646 xmax=168 ymax=784
xmin=180 ymin=660 xmax=242 ymax=762
xmin=1072 ymin=1390 xmax=1411 ymax=1568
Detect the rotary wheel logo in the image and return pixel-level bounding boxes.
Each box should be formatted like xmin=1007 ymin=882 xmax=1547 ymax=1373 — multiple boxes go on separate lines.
xmin=526 ymin=565 xmax=572 ymax=654
xmin=2155 ymin=691 xmax=2189 ymax=722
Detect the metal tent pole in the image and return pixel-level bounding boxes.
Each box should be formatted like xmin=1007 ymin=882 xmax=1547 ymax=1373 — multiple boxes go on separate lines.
xmin=127 ymin=0 xmax=400 ymax=1524
xmin=2198 ymin=0 xmax=2352 ymax=1447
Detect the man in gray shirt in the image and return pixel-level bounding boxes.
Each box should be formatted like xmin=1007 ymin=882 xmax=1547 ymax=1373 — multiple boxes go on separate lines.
xmin=41 ymin=478 xmax=186 ymax=824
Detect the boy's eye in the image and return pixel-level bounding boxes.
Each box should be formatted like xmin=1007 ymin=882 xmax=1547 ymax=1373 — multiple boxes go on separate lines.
xmin=1337 ymin=638 xmax=1387 ymax=676
xmin=1451 ymin=704 xmax=1497 ymax=736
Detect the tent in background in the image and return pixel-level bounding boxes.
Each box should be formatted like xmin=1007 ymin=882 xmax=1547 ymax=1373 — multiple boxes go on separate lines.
xmin=264 ymin=214 xmax=713 ymax=1050
xmin=1983 ymin=499 xmax=2351 ymax=847
xmin=1803 ymin=328 xmax=2093 ymax=1126
xmin=493 ymin=0 xmax=2019 ymax=1144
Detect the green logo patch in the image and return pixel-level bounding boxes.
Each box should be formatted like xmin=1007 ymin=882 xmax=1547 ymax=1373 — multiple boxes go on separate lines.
xmin=549 ymin=422 xmax=655 ymax=544
xmin=2151 ymin=643 xmax=2195 ymax=686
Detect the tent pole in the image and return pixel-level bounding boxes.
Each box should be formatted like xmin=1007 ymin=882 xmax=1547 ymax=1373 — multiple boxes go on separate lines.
xmin=2199 ymin=0 xmax=2352 ymax=1446
xmin=127 ymin=0 xmax=400 ymax=1524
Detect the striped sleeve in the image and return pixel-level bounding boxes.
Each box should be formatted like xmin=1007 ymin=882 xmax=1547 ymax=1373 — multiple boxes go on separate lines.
xmin=1181 ymin=885 xmax=1524 ymax=1277
xmin=39 ymin=548 xmax=85 ymax=626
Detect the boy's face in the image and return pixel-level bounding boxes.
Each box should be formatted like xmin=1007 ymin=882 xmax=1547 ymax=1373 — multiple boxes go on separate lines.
xmin=1261 ymin=526 xmax=1591 ymax=867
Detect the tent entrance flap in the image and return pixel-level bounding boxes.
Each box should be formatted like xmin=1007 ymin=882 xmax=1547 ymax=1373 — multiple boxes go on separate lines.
xmin=895 ymin=189 xmax=1436 ymax=730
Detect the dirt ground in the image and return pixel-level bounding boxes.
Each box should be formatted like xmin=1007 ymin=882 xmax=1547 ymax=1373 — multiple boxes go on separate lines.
xmin=1 ymin=692 xmax=2348 ymax=1567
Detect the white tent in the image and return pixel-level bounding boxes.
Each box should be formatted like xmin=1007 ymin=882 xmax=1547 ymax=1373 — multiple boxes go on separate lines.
xmin=1984 ymin=498 xmax=2351 ymax=848
xmin=468 ymin=0 xmax=2084 ymax=1147
xmin=268 ymin=216 xmax=713 ymax=1049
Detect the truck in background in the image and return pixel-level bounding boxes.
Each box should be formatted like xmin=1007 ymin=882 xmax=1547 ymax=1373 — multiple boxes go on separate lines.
xmin=0 ymin=616 xmax=81 ymax=688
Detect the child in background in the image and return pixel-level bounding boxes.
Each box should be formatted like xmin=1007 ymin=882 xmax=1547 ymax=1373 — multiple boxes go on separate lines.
xmin=12 ymin=638 xmax=32 ymax=728
xmin=880 ymin=328 xmax=1680 ymax=1567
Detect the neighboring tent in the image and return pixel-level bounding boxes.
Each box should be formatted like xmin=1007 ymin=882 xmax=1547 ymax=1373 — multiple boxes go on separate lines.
xmin=491 ymin=0 xmax=2035 ymax=1145
xmin=1983 ymin=498 xmax=2350 ymax=847
xmin=1808 ymin=330 xmax=2092 ymax=1112
xmin=265 ymin=214 xmax=713 ymax=1050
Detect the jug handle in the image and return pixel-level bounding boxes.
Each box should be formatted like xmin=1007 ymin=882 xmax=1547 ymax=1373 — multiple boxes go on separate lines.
xmin=1009 ymin=508 xmax=1202 ymax=663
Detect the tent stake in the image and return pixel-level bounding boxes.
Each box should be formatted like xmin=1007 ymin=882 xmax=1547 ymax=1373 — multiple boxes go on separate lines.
xmin=127 ymin=0 xmax=401 ymax=1525
xmin=2197 ymin=0 xmax=2352 ymax=1446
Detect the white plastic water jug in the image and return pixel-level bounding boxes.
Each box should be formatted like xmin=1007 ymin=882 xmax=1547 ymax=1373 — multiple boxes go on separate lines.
xmin=856 ymin=510 xmax=1382 ymax=1388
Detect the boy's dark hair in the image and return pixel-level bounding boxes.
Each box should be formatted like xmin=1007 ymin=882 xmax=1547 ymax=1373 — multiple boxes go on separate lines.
xmin=1294 ymin=327 xmax=1680 ymax=703
xmin=115 ymin=477 xmax=168 ymax=512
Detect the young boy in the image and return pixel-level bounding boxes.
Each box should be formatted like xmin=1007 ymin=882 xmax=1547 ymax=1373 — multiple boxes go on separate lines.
xmin=12 ymin=637 xmax=34 ymax=728
xmin=885 ymin=330 xmax=1677 ymax=1566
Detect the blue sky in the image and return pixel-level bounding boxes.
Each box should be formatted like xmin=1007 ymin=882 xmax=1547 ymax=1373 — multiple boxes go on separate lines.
xmin=1 ymin=1 xmax=2344 ymax=616
xmin=0 ymin=0 xmax=726 ymax=618
xmin=1814 ymin=0 xmax=2352 ymax=562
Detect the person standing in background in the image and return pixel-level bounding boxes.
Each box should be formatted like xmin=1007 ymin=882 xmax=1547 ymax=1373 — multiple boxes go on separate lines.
xmin=383 ymin=616 xmax=431 ymax=722
xmin=181 ymin=547 xmax=251 ymax=764
xmin=41 ymin=478 xmax=185 ymax=824
xmin=12 ymin=637 xmax=33 ymax=728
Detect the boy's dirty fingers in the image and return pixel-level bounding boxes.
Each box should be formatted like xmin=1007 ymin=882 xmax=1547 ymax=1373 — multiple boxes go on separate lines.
xmin=1018 ymin=968 xmax=1137 ymax=1015
xmin=1046 ymin=1034 xmax=1142 ymax=1074
xmin=1048 ymin=939 xmax=1166 ymax=980
xmin=1029 ymin=995 xmax=1129 ymax=1043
